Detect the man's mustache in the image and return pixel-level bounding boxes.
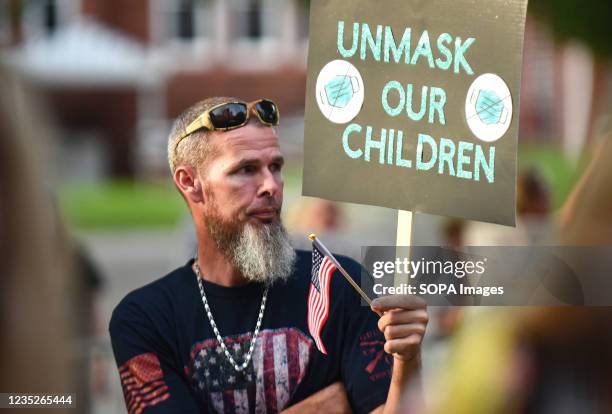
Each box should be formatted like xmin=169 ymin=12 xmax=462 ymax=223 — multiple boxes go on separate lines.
xmin=246 ymin=201 xmax=282 ymax=216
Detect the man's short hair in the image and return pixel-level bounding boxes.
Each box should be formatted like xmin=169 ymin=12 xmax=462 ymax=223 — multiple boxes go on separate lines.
xmin=167 ymin=96 xmax=239 ymax=174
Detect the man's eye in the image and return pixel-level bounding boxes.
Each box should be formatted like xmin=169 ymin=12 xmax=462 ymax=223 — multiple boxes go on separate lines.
xmin=270 ymin=163 xmax=283 ymax=173
xmin=239 ymin=165 xmax=257 ymax=174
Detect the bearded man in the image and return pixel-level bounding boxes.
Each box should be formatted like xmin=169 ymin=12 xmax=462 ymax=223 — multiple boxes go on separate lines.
xmin=109 ymin=97 xmax=428 ymax=414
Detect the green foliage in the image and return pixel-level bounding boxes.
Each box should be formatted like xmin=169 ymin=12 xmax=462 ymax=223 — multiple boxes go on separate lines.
xmin=59 ymin=180 xmax=186 ymax=230
xmin=528 ymin=0 xmax=611 ymax=58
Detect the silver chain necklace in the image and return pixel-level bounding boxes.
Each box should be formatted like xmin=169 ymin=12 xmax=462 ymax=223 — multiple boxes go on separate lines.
xmin=193 ymin=260 xmax=268 ymax=372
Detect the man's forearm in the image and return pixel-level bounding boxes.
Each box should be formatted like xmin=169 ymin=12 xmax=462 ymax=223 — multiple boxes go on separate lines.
xmin=376 ymin=354 xmax=422 ymax=414
xmin=282 ymin=382 xmax=352 ymax=414
xmin=369 ymin=296 xmax=429 ymax=414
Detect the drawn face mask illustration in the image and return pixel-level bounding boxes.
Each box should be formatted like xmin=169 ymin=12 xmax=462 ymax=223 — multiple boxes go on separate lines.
xmin=323 ymin=75 xmax=360 ymax=108
xmin=475 ymin=89 xmax=508 ymax=125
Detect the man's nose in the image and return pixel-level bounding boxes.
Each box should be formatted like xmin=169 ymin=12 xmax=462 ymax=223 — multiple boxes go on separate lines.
xmin=258 ymin=169 xmax=282 ymax=198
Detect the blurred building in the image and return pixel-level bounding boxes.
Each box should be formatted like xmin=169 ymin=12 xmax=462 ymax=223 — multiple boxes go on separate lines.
xmin=0 ymin=0 xmax=309 ymax=177
xmin=520 ymin=16 xmax=608 ymax=161
xmin=0 ymin=0 xmax=605 ymax=177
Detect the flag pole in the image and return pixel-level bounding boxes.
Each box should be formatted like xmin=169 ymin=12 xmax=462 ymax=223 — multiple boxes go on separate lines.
xmin=308 ymin=234 xmax=382 ymax=316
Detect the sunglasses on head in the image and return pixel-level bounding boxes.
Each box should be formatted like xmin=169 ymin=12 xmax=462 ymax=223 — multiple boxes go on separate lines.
xmin=174 ymin=99 xmax=280 ymax=156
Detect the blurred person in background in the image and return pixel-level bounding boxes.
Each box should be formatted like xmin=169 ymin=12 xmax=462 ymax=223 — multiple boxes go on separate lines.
xmin=406 ymin=126 xmax=612 ymax=414
xmin=441 ymin=219 xmax=465 ymax=249
xmin=559 ymin=125 xmax=612 ymax=244
xmin=0 ymin=63 xmax=72 ymax=401
xmin=463 ymin=168 xmax=554 ymax=246
xmin=109 ymin=97 xmax=429 ymax=414
xmin=285 ymin=198 xmax=361 ymax=258
xmin=0 ymin=65 xmax=97 ymax=413
xmin=286 ymin=199 xmax=344 ymax=234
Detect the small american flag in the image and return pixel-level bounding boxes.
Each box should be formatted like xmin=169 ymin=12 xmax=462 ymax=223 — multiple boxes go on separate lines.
xmin=307 ymin=242 xmax=337 ymax=354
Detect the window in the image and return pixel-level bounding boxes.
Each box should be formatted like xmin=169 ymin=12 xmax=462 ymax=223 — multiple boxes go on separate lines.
xmin=297 ymin=0 xmax=309 ymax=40
xmin=176 ymin=0 xmax=195 ymax=40
xmin=244 ymin=0 xmax=262 ymax=39
xmin=162 ymin=0 xmax=212 ymax=43
xmin=230 ymin=0 xmax=280 ymax=41
xmin=43 ymin=0 xmax=58 ymax=34
xmin=21 ymin=0 xmax=80 ymax=40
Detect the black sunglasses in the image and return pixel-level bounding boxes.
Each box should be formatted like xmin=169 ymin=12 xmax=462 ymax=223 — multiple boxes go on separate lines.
xmin=174 ymin=99 xmax=280 ymax=155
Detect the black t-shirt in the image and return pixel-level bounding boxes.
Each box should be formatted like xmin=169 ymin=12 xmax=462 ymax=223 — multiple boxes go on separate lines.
xmin=109 ymin=250 xmax=392 ymax=414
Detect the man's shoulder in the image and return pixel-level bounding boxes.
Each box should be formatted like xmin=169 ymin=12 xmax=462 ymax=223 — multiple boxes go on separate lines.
xmin=110 ymin=261 xmax=194 ymax=327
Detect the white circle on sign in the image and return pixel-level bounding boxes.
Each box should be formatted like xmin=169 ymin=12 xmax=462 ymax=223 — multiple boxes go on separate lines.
xmin=315 ymin=59 xmax=365 ymax=124
xmin=465 ymin=73 xmax=513 ymax=142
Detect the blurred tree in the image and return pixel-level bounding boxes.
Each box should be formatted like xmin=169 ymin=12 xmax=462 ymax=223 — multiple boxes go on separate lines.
xmin=529 ymin=0 xmax=611 ymax=152
xmin=529 ymin=0 xmax=611 ymax=59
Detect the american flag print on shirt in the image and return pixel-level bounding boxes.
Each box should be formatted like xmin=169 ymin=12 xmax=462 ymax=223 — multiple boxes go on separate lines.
xmin=119 ymin=353 xmax=171 ymax=414
xmin=187 ymin=328 xmax=312 ymax=413
xmin=307 ymin=244 xmax=337 ymax=354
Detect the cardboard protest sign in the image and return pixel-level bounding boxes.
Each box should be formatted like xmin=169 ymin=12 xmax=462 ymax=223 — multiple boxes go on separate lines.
xmin=302 ymin=0 xmax=529 ymax=226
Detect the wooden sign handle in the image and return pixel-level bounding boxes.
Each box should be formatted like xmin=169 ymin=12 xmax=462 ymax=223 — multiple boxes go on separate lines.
xmin=395 ymin=210 xmax=414 ymax=288
xmin=396 ymin=210 xmax=414 ymax=246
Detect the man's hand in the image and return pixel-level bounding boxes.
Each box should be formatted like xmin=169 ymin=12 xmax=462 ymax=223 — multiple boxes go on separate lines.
xmin=370 ymin=295 xmax=428 ymax=414
xmin=281 ymin=381 xmax=352 ymax=414
xmin=371 ymin=295 xmax=428 ymax=364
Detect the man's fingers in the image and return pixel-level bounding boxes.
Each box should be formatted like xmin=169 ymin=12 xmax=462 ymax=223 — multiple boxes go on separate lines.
xmin=383 ymin=335 xmax=423 ymax=355
xmin=373 ymin=296 xmax=429 ymax=363
xmin=371 ymin=294 xmax=426 ymax=312
xmin=377 ymin=309 xmax=429 ymax=333
xmin=383 ymin=323 xmax=426 ymax=341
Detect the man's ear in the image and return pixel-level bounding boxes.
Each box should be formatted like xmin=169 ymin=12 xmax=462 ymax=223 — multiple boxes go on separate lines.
xmin=174 ymin=165 xmax=204 ymax=204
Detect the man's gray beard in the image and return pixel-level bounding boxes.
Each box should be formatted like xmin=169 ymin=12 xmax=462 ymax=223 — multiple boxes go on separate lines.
xmin=207 ymin=215 xmax=296 ymax=284
xmin=230 ymin=221 xmax=296 ymax=284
